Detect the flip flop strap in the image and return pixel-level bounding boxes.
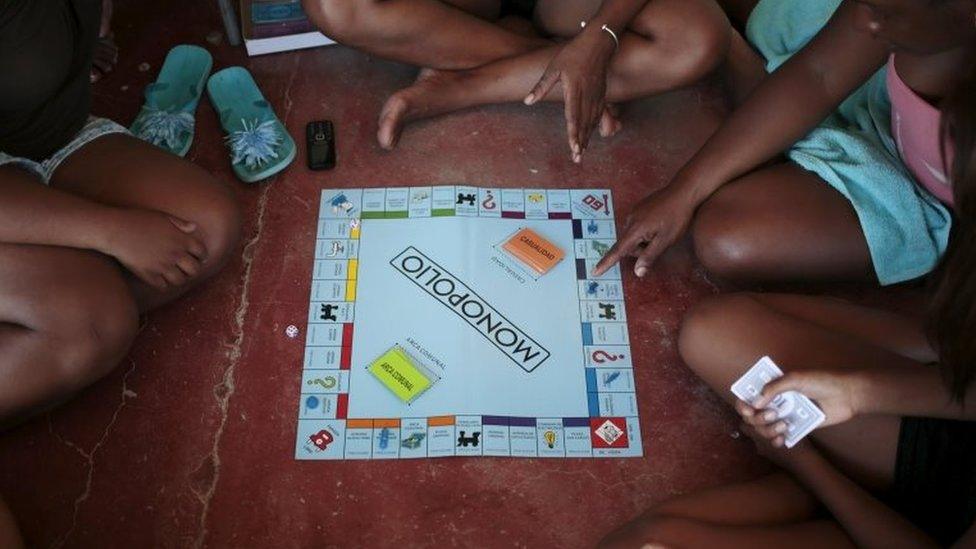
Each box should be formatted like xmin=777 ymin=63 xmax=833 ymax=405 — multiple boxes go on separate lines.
xmin=223 ymin=101 xmax=283 ymax=170
xmin=144 ymin=81 xmax=200 ymax=113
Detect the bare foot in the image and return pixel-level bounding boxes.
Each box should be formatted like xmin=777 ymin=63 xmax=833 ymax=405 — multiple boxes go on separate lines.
xmin=599 ymin=103 xmax=623 ymax=138
xmin=377 ymin=68 xmax=473 ymax=150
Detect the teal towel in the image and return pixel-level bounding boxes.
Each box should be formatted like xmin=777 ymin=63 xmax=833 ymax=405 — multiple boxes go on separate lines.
xmin=746 ymin=0 xmax=952 ymax=285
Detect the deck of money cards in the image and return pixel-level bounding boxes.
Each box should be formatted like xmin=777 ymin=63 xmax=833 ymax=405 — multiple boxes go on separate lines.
xmin=296 ymin=186 xmax=640 ymax=460
xmin=731 ymin=356 xmax=826 ymax=448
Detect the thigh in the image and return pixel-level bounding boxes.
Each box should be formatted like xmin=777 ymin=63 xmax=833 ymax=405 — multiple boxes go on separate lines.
xmin=650 ymin=472 xmax=820 ymax=526
xmin=0 ymin=241 xmax=138 ymax=421
xmin=49 ymin=133 xmax=241 ymax=256
xmin=0 ymin=242 xmax=134 ymax=334
xmin=679 ymin=293 xmax=908 ymax=490
xmin=692 ymin=162 xmax=874 ymax=284
xmin=751 ymin=293 xmax=936 ymax=364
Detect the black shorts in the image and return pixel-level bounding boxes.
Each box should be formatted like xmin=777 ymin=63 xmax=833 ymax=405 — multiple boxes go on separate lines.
xmin=889 ymin=417 xmax=976 ymax=545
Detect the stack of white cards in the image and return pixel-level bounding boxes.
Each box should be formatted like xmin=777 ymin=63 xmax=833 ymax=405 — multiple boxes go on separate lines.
xmin=731 ymin=356 xmax=826 ymax=448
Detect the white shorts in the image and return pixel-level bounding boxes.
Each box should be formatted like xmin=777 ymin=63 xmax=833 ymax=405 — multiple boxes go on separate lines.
xmin=0 ymin=116 xmax=130 ymax=184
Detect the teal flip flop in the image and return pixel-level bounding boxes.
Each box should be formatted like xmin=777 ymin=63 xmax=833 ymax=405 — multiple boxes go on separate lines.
xmin=207 ymin=66 xmax=296 ymax=183
xmin=130 ymin=44 xmax=213 ymax=157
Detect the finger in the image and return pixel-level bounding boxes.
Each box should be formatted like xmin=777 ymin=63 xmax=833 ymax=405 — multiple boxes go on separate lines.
xmin=185 ymin=235 xmax=209 ymax=262
xmin=582 ymin=102 xmax=601 ymax=151
xmin=632 ymin=234 xmax=670 ymax=278
xmin=756 ymin=374 xmax=804 ymax=409
xmin=734 ymin=399 xmax=756 ymax=418
xmin=593 ymin=230 xmax=646 ymax=276
xmin=168 ymin=215 xmax=198 ymax=234
xmin=772 ymin=435 xmax=786 ymax=448
xmin=577 ymin=94 xmax=593 ymax=154
xmin=525 ymin=68 xmax=560 ymax=106
xmin=757 ymin=408 xmax=780 ymax=425
xmin=176 ymin=254 xmax=201 ymax=278
xmin=741 ymin=408 xmax=771 ymax=428
xmin=757 ymin=420 xmax=788 ymax=440
xmin=564 ymin=84 xmax=581 ymax=160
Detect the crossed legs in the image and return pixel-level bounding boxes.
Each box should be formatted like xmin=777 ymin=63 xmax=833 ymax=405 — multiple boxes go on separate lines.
xmin=601 ymin=292 xmax=928 ymax=546
xmin=0 ymin=135 xmax=241 ymax=426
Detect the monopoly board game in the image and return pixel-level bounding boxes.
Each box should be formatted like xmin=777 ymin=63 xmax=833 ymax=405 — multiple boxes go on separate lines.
xmin=295 ymin=186 xmax=641 ymax=460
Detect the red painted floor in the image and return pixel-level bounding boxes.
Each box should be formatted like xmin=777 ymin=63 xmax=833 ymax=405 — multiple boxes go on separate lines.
xmin=0 ymin=2 xmax=788 ymax=547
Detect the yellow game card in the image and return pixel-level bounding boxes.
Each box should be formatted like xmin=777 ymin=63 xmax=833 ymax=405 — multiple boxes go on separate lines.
xmin=502 ymin=227 xmax=565 ymax=275
xmin=368 ymin=346 xmax=435 ymax=404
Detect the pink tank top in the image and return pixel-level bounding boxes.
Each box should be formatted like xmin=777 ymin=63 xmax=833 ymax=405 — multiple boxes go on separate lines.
xmin=887 ymin=55 xmax=955 ymax=207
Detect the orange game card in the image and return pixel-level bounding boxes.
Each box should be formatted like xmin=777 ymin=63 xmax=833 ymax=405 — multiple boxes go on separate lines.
xmin=502 ymin=228 xmax=565 ymax=274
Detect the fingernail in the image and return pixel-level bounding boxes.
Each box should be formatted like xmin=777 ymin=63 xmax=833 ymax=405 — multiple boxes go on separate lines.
xmin=572 ymin=142 xmax=581 ymax=155
xmin=635 ymin=266 xmax=647 ymax=278
xmin=763 ymin=411 xmax=777 ymax=422
xmin=523 ymin=94 xmax=534 ymax=105
xmin=572 ymin=153 xmax=581 ymax=164
xmin=776 ymin=423 xmax=787 ymax=434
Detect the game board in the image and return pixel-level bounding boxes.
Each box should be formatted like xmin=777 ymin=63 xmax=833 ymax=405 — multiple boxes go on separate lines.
xmin=295 ymin=186 xmax=642 ymax=460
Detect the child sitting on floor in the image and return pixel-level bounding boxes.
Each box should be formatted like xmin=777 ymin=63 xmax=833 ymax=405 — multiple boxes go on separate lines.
xmin=0 ymin=0 xmax=242 ymax=427
xmin=596 ymin=0 xmax=973 ymax=288
xmin=601 ymin=1 xmax=976 ymax=545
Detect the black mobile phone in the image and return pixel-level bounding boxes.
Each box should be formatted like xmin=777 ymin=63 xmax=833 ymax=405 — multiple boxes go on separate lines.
xmin=306 ymin=120 xmax=336 ymax=170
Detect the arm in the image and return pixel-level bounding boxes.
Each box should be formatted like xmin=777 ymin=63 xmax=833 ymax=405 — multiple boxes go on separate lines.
xmin=0 ymin=169 xmax=206 ymax=289
xmin=0 ymin=167 xmax=119 ymax=251
xmin=595 ymin=2 xmax=889 ymax=274
xmin=852 ymin=365 xmax=976 ymax=420
xmin=789 ymin=448 xmax=940 ymax=549
xmin=756 ymin=367 xmax=976 ymax=424
xmin=581 ymin=0 xmax=650 ymax=40
xmin=670 ymin=2 xmax=888 ymax=204
xmin=525 ymin=0 xmax=650 ymax=160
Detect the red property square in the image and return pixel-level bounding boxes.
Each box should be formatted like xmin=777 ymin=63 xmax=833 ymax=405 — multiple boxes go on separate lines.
xmin=590 ymin=417 xmax=629 ymax=448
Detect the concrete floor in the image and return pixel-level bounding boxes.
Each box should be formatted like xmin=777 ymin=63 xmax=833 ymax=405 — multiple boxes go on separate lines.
xmin=0 ymin=1 xmax=783 ymax=547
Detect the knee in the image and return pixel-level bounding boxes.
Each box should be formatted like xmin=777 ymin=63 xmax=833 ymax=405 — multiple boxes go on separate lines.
xmin=680 ymin=8 xmax=732 ymax=80
xmin=44 ymin=277 xmax=139 ymax=390
xmin=196 ymin=181 xmax=242 ymax=278
xmin=678 ymin=293 xmax=759 ymax=381
xmin=637 ymin=1 xmax=731 ymax=83
xmin=301 ymin=0 xmax=379 ymax=45
xmin=691 ymin=198 xmax=761 ymax=282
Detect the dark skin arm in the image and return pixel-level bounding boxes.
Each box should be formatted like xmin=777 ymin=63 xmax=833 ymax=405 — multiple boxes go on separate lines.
xmin=594 ymin=2 xmax=889 ymax=276
xmin=751 ymin=367 xmax=976 ymax=427
xmin=525 ymin=0 xmax=650 ymax=162
xmin=0 ymin=168 xmax=206 ymax=290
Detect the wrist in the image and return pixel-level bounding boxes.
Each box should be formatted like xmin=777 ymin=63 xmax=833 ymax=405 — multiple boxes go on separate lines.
xmin=87 ymin=206 xmax=125 ymax=255
xmin=847 ymin=369 xmax=874 ymax=416
xmin=788 ymin=445 xmax=829 ymax=479
xmin=578 ymin=22 xmax=617 ymax=58
xmin=667 ymin=171 xmax=708 ymax=209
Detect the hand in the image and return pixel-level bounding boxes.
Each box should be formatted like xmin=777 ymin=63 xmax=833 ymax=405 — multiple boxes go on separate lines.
xmin=754 ymin=370 xmax=863 ymax=429
xmin=99 ymin=209 xmax=208 ymax=290
xmin=524 ymin=27 xmax=616 ymax=162
xmin=593 ymin=185 xmax=696 ymax=277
